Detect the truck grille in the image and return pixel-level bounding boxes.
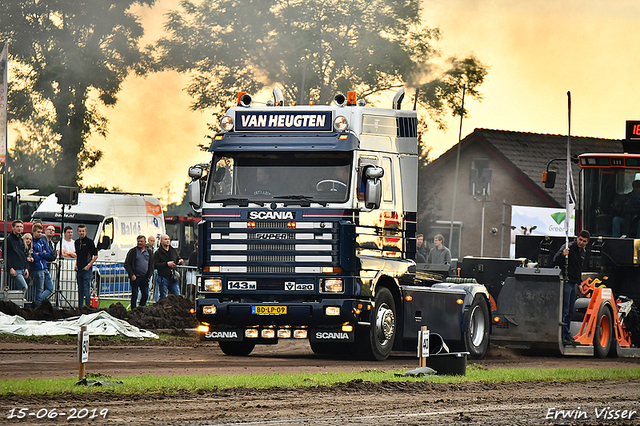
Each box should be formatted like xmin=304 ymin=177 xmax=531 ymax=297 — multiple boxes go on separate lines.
xmin=248 ymin=266 xmax=295 ymax=273
xmin=206 ymin=216 xmax=339 ymax=275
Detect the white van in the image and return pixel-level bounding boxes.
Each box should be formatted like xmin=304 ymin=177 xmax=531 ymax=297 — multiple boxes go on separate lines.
xmin=33 ymin=193 xmax=165 ymax=297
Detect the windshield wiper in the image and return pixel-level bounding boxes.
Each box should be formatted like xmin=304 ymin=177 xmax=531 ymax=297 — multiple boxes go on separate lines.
xmin=272 ymin=195 xmax=325 ymax=207
xmin=216 ymin=197 xmax=250 ymax=207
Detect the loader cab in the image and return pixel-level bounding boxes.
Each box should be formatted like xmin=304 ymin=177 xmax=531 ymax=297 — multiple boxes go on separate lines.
xmin=579 ymin=153 xmax=640 ymax=238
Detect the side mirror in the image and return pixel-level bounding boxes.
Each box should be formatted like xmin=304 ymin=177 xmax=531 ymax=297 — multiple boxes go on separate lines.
xmin=364 ymin=165 xmax=384 ymax=179
xmin=364 ymin=179 xmax=382 ymax=209
xmin=363 ymin=165 xmax=384 ymax=209
xmin=188 ymin=180 xmax=202 ymax=210
xmin=543 ymin=171 xmax=556 ymax=189
xmin=188 ymin=166 xmax=203 ymax=180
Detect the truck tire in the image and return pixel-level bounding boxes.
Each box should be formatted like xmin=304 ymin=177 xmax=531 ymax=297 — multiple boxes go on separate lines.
xmin=357 ymin=287 xmax=396 ymax=361
xmin=464 ymin=296 xmax=490 ymax=359
xmin=218 ymin=341 xmax=256 ymax=356
xmin=594 ymin=304 xmax=613 ymax=359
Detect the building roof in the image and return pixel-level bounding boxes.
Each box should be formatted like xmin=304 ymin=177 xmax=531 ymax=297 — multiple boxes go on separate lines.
xmin=427 ymin=128 xmax=624 ymax=206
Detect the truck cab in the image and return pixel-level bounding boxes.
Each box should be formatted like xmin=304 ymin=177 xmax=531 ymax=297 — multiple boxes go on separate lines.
xmin=189 ymin=89 xmax=490 ymax=360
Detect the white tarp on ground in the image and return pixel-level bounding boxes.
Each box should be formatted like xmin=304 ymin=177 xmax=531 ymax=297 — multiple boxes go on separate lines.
xmin=0 ymin=311 xmax=158 ymax=339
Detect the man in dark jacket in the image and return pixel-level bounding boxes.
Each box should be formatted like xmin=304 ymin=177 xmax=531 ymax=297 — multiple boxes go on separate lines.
xmin=153 ymin=234 xmax=183 ymax=300
xmin=74 ymin=224 xmax=98 ymax=308
xmin=124 ymin=235 xmax=152 ymax=309
xmin=553 ymin=229 xmax=590 ymax=346
xmin=6 ymin=220 xmax=29 ymax=293
xmin=32 ymin=223 xmax=54 ymax=306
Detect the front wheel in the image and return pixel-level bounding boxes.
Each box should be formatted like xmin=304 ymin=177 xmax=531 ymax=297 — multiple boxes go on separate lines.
xmin=356 ymin=287 xmax=396 ymax=361
xmin=218 ymin=341 xmax=256 ymax=356
xmin=464 ymin=296 xmax=490 ymax=359
xmin=594 ymin=305 xmax=613 ymax=359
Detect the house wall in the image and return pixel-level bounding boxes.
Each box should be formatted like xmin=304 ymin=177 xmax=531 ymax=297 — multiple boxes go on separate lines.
xmin=418 ymin=140 xmax=554 ymax=259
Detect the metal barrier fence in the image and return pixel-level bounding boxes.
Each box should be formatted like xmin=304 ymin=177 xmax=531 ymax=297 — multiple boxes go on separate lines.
xmin=3 ymin=258 xmax=197 ymax=309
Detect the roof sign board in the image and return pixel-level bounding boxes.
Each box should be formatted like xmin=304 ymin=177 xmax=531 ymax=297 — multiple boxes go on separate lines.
xmin=235 ymin=111 xmax=332 ymax=132
xmin=623 ymin=121 xmax=640 ymax=154
xmin=625 ymin=121 xmax=640 ymax=140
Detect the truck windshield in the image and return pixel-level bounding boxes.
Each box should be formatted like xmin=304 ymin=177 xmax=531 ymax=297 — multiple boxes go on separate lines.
xmin=205 ymin=152 xmax=352 ymax=203
xmin=583 ymin=167 xmax=640 ymax=237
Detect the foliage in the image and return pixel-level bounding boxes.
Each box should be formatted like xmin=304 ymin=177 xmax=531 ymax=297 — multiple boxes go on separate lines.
xmin=155 ymin=0 xmax=489 ymax=156
xmin=0 ymin=0 xmax=156 ymax=187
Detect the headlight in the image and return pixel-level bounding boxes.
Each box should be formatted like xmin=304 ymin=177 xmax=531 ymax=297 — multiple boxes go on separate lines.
xmin=204 ymin=278 xmax=222 ymax=292
xmin=333 ymin=115 xmax=348 ymax=132
xmin=322 ymin=278 xmax=344 ymax=293
xmin=325 ymin=306 xmax=341 ymax=316
xmin=202 ymin=305 xmax=217 ymax=314
xmin=220 ymin=116 xmax=234 ymax=131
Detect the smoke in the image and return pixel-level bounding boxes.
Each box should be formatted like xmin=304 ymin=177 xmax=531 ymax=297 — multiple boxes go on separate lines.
xmin=82 ymin=0 xmax=211 ymax=203
xmin=420 ymin=0 xmax=640 ymax=159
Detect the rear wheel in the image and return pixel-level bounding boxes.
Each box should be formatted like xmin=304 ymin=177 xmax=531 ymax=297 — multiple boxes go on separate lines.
xmin=356 ymin=287 xmax=396 ymax=361
xmin=464 ymin=296 xmax=490 ymax=359
xmin=594 ymin=305 xmax=613 ymax=359
xmin=218 ymin=341 xmax=256 ymax=356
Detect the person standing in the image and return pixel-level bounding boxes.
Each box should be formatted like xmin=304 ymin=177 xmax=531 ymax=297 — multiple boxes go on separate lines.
xmin=57 ymin=226 xmax=77 ymax=259
xmin=6 ymin=220 xmax=29 ymax=294
xmin=427 ymin=234 xmax=452 ymax=265
xmin=415 ymin=233 xmax=426 ymax=263
xmin=554 ymin=229 xmax=591 ymax=346
xmin=124 ymin=235 xmax=152 ymax=309
xmin=31 ymin=223 xmax=55 ymax=306
xmin=74 ymin=224 xmax=98 ymax=308
xmin=44 ymin=225 xmax=58 ymax=257
xmin=147 ymin=235 xmax=158 ymax=301
xmin=153 ymin=234 xmax=183 ymax=300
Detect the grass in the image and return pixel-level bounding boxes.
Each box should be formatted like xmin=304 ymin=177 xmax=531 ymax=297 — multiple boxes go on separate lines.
xmin=2 ymin=366 xmax=640 ymax=396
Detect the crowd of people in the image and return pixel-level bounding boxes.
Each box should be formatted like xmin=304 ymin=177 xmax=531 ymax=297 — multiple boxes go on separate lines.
xmin=414 ymin=233 xmax=452 ymax=266
xmin=6 ymin=219 xmax=193 ymax=310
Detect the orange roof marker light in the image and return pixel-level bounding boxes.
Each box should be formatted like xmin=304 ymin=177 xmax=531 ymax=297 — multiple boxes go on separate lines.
xmin=346 ymin=91 xmax=357 ymax=106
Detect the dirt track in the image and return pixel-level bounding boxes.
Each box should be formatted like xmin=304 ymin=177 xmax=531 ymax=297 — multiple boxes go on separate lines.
xmin=1 ymin=339 xmax=640 ymax=425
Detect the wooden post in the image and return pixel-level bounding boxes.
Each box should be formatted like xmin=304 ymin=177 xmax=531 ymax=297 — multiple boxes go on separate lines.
xmin=419 ymin=326 xmax=429 ymax=367
xmin=77 ymin=325 xmax=88 ymax=381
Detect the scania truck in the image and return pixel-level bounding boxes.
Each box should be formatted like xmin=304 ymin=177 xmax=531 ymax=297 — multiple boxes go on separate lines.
xmin=187 ymin=88 xmax=491 ymax=360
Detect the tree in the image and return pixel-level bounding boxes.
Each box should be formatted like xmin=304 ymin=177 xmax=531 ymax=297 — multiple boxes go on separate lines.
xmin=156 ymin=0 xmax=488 ymax=151
xmin=0 ymin=0 xmax=155 ymax=187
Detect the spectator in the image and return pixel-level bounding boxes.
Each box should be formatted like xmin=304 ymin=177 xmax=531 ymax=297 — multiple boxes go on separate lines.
xmin=74 ymin=224 xmax=98 ymax=308
xmin=22 ymin=232 xmax=35 ymax=302
xmin=415 ymin=233 xmax=426 ymax=263
xmin=44 ymin=225 xmax=58 ymax=259
xmin=147 ymin=235 xmax=158 ymax=301
xmin=57 ymin=225 xmax=77 ymax=258
xmin=153 ymin=234 xmax=183 ymax=300
xmin=124 ymin=235 xmax=152 ymax=309
xmin=31 ymin=223 xmax=54 ymax=306
xmin=6 ymin=220 xmax=29 ymax=294
xmin=188 ymin=242 xmax=198 ymax=267
xmin=427 ymin=234 xmax=452 ymax=265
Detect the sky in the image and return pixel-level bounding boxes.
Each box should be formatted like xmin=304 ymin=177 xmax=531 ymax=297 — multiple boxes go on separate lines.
xmin=71 ymin=0 xmax=640 ymax=204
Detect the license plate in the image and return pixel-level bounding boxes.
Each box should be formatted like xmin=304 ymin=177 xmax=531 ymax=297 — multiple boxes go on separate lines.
xmin=252 ymin=305 xmax=287 ymax=315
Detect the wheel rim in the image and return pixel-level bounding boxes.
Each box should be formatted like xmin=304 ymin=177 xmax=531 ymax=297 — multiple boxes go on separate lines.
xmin=376 ymin=303 xmax=395 ymax=346
xmin=469 ymin=305 xmax=486 ymax=347
xmin=599 ymin=312 xmax=611 ymax=348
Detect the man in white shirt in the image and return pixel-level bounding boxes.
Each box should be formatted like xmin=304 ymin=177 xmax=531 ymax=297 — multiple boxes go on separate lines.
xmin=56 ymin=226 xmax=77 ymax=258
